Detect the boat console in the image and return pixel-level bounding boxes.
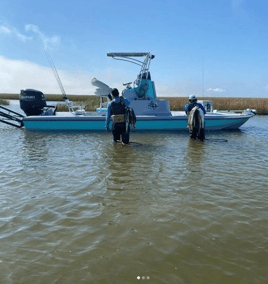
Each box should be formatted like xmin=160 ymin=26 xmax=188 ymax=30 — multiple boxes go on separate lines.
xmin=198 ymin=100 xmax=214 ymax=113
xmin=92 ymin=52 xmax=171 ymax=116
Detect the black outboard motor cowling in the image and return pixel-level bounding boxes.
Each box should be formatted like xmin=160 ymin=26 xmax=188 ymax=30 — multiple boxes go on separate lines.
xmin=20 ymin=89 xmax=47 ymax=116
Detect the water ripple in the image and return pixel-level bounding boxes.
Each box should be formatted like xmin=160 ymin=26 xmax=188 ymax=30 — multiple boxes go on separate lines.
xmin=0 ymin=114 xmax=268 ymax=283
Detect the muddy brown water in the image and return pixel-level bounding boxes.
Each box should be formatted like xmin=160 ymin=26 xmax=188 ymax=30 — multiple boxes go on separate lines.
xmin=0 ymin=106 xmax=268 ymax=283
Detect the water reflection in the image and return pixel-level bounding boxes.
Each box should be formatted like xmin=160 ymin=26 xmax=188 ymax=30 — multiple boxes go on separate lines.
xmin=21 ymin=131 xmax=49 ymax=164
xmin=184 ymin=138 xmax=205 ymax=175
xmin=1 ymin=117 xmax=268 ymax=284
xmin=107 ymin=142 xmax=138 ymax=191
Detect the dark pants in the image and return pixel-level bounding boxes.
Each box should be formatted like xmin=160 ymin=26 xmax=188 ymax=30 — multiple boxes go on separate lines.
xmin=112 ymin=123 xmax=130 ymax=144
xmin=190 ymin=128 xmax=205 ymax=140
xmin=190 ymin=111 xmax=205 ymax=141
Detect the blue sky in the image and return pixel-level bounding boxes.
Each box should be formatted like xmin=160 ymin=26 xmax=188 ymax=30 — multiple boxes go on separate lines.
xmin=0 ymin=0 xmax=268 ymax=97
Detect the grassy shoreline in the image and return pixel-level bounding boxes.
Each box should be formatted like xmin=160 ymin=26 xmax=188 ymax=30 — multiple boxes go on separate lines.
xmin=0 ymin=98 xmax=9 ymax=105
xmin=166 ymin=97 xmax=268 ymax=115
xmin=1 ymin=93 xmax=267 ymax=114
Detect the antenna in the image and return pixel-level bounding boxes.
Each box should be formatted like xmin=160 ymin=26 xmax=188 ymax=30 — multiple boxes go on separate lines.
xmin=43 ymin=47 xmax=68 ymax=101
xmin=202 ymin=57 xmax=204 ymax=97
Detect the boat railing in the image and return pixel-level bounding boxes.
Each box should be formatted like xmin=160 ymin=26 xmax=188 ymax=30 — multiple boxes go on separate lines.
xmin=219 ymin=109 xmax=257 ymax=115
xmin=64 ymin=99 xmax=85 ymax=113
xmin=0 ymin=105 xmax=24 ymax=128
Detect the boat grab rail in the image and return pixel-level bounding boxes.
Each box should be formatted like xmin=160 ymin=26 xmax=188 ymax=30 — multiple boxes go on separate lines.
xmin=0 ymin=105 xmax=24 ymax=128
xmin=107 ymin=52 xmax=149 ymax=57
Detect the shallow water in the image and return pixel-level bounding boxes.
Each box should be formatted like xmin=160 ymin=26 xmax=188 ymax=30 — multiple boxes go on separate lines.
xmin=0 ymin=106 xmax=268 ymax=284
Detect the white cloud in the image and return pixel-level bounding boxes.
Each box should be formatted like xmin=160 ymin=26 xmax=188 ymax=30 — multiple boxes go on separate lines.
xmin=25 ymin=24 xmax=60 ymax=48
xmin=0 ymin=24 xmax=60 ymax=47
xmin=0 ymin=55 xmax=190 ymax=97
xmin=0 ymin=55 xmax=96 ymax=95
xmin=16 ymin=32 xmax=32 ymax=42
xmin=0 ymin=25 xmax=32 ymax=42
xmin=0 ymin=26 xmax=11 ymax=34
xmin=207 ymin=87 xmax=226 ymax=93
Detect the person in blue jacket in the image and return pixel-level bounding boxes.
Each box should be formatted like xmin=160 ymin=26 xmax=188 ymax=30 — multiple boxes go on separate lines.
xmin=185 ymin=95 xmax=206 ymax=140
xmin=106 ymin=88 xmax=133 ymax=144
xmin=184 ymin=95 xmax=206 ymax=115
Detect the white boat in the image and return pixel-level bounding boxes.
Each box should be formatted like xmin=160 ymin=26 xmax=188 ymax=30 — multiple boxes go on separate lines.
xmin=0 ymin=52 xmax=255 ymax=131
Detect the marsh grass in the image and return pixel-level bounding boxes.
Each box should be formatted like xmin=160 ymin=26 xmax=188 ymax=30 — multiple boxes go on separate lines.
xmin=0 ymin=94 xmax=18 ymax=100
xmin=163 ymin=97 xmax=268 ymax=114
xmin=56 ymin=97 xmax=100 ymax=112
xmin=45 ymin=94 xmax=92 ymax=102
xmin=1 ymin=93 xmax=268 ymax=114
xmin=0 ymin=98 xmax=9 ymax=105
xmin=55 ymin=103 xmax=68 ymax=112
xmin=201 ymin=97 xmax=268 ymax=115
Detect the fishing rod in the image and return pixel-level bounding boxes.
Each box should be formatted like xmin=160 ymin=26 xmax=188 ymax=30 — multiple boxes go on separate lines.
xmin=43 ymin=47 xmax=68 ymax=101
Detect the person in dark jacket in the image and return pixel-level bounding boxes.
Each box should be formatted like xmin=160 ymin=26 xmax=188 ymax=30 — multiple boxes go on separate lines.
xmin=106 ymin=88 xmax=133 ymax=144
xmin=184 ymin=95 xmax=206 ymax=115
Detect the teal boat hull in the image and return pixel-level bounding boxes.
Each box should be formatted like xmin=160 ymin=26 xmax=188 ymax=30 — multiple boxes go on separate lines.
xmin=22 ymin=111 xmax=253 ymax=131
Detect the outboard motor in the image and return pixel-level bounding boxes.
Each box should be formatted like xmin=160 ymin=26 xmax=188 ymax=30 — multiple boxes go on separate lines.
xmin=20 ymin=89 xmax=47 ymax=116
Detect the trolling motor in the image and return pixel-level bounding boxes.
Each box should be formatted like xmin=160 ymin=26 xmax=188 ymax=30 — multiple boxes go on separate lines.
xmin=20 ymin=89 xmax=56 ymax=116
